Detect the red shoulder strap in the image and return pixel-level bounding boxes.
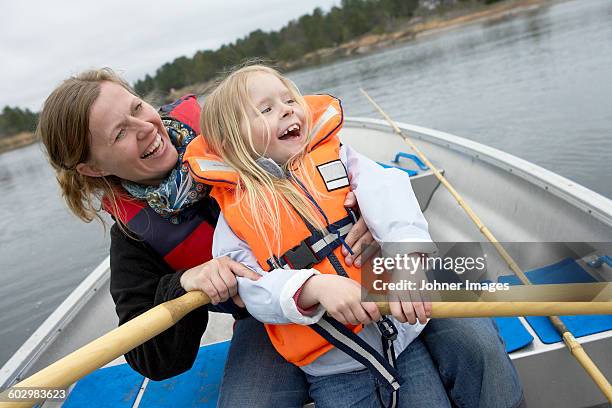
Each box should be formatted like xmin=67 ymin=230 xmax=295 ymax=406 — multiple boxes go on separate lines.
xmin=161 ymin=94 xmax=201 ymax=134
xmin=102 ymin=194 xmax=145 ymax=224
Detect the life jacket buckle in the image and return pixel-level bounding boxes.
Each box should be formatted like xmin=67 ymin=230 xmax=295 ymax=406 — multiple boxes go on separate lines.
xmin=283 ymin=240 xmax=320 ymax=269
xmin=377 ymin=316 xmax=398 ymax=341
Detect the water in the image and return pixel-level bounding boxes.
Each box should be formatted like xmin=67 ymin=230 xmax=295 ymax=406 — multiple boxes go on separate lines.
xmin=289 ymin=0 xmax=612 ymax=198
xmin=0 ymin=0 xmax=610 ymax=368
xmin=0 ymin=144 xmax=110 ymax=366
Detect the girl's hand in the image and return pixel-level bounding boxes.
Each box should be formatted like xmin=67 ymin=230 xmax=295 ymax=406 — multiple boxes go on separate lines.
xmin=300 ymin=275 xmax=380 ymax=325
xmin=387 ymin=293 xmax=431 ymax=325
xmin=343 ymin=192 xmax=379 ymax=268
xmin=180 ymin=256 xmax=260 ymax=305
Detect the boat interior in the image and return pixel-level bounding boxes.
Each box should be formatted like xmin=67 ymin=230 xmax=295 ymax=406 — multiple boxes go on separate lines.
xmin=2 ymin=119 xmax=610 ymax=407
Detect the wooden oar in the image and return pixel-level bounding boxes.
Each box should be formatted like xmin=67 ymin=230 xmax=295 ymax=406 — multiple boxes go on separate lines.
xmin=0 ymin=291 xmax=211 ymax=408
xmin=360 ymin=87 xmax=612 ymax=402
xmin=2 ymin=295 xmax=611 ymax=408
xmin=2 ymin=292 xmax=611 ymax=408
xmin=379 ymin=302 xmax=612 ymax=317
xmin=1 ymin=296 xmax=610 ymax=408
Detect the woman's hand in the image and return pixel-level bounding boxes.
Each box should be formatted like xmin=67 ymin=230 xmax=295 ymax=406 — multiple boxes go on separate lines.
xmin=342 ymin=192 xmax=378 ymax=267
xmin=180 ymin=256 xmax=261 ymax=305
xmin=299 ymin=275 xmax=381 ymax=325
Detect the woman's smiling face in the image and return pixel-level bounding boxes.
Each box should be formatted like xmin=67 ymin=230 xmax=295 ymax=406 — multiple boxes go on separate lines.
xmin=242 ymin=72 xmax=307 ymax=164
xmin=76 ymin=81 xmax=178 ymax=185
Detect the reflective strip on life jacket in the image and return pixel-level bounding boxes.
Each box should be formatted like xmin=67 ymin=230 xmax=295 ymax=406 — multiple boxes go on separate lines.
xmin=311 ymin=315 xmax=402 ymax=392
xmin=308 ymin=103 xmax=342 ymax=152
xmin=193 ymin=159 xmax=236 ymax=173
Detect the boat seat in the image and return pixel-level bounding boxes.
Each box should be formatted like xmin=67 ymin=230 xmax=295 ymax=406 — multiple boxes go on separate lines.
xmin=426 ymin=257 xmax=611 ymax=352
xmin=62 ymin=362 xmax=145 ymax=408
xmin=493 ymin=317 xmax=534 ymax=353
xmin=498 ymin=258 xmax=612 ymax=344
xmin=63 ymin=341 xmax=229 ymax=408
xmin=425 ymin=258 xmax=534 ymax=353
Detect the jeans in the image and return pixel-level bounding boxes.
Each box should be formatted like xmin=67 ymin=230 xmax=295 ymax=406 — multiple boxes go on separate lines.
xmin=218 ymin=317 xmax=523 ymax=408
xmin=307 ymin=337 xmax=451 ymax=408
xmin=217 ymin=317 xmax=309 ymax=408
xmin=420 ymin=318 xmax=524 ymax=408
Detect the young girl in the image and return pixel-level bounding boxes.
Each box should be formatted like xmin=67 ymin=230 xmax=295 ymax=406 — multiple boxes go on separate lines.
xmin=184 ymin=65 xmax=442 ymax=408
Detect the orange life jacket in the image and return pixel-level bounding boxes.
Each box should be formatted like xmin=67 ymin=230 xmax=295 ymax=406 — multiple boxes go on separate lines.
xmin=185 ymin=95 xmax=364 ymax=366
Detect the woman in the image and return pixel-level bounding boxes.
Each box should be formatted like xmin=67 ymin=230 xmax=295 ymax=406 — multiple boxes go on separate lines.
xmin=38 ymin=68 xmax=523 ymax=407
xmin=37 ymin=67 xmax=372 ymax=407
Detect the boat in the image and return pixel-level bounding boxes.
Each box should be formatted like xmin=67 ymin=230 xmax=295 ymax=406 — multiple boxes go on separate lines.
xmin=1 ymin=117 xmax=610 ymax=407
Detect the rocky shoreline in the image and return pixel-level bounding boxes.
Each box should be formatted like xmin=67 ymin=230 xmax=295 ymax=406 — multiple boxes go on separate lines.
xmin=168 ymin=0 xmax=553 ymax=101
xmin=283 ymin=0 xmax=549 ymax=69
xmin=0 ymin=132 xmax=36 ymax=154
xmin=2 ymin=0 xmax=556 ymax=154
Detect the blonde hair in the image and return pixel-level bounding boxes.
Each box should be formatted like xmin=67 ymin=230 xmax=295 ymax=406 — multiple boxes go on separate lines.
xmin=202 ymin=64 xmax=325 ymax=256
xmin=37 ymin=68 xmax=135 ymax=226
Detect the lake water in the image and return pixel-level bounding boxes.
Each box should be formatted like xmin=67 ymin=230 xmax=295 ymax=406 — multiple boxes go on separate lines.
xmin=0 ymin=0 xmax=610 ymax=368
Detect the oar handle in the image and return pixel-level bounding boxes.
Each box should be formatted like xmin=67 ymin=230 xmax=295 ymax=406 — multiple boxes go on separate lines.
xmin=375 ymin=301 xmax=612 ymax=317
xmin=0 ymin=291 xmax=210 ymax=408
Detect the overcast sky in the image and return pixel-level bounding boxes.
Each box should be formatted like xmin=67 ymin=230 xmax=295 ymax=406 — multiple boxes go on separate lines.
xmin=1 ymin=1 xmax=340 ymax=111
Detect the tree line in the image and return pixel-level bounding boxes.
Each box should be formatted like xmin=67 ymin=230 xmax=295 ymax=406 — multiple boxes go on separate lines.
xmin=1 ymin=0 xmax=502 ymax=138
xmin=0 ymin=106 xmax=38 ymax=138
xmin=134 ymin=0 xmax=422 ymax=96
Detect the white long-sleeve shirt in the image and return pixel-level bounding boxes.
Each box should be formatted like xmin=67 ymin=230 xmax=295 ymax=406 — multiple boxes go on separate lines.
xmin=212 ymin=141 xmax=435 ymax=376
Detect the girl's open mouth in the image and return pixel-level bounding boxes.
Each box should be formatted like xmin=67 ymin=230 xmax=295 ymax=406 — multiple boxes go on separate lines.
xmin=279 ymin=124 xmax=301 ymax=140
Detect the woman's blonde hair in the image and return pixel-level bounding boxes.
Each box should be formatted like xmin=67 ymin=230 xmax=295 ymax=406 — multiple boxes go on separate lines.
xmin=37 ymin=68 xmax=135 ymax=226
xmin=202 ymin=64 xmax=325 ymax=256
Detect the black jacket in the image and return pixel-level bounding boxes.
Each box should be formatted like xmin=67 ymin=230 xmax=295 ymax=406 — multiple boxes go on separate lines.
xmin=109 ymin=224 xmax=210 ymax=380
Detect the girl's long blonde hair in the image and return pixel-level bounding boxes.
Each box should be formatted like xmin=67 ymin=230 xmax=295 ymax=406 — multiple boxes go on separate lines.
xmin=202 ymin=64 xmax=326 ymax=257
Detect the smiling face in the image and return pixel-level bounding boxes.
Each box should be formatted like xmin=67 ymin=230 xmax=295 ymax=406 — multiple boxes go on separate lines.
xmin=76 ymin=81 xmax=178 ymax=185
xmin=242 ymin=72 xmax=307 ymax=165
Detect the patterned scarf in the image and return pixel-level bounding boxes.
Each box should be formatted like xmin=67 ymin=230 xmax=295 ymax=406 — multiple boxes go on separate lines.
xmin=121 ymin=118 xmax=209 ymax=224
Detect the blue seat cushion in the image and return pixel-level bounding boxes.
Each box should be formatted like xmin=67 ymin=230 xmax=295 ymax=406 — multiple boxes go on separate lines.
xmin=493 ymin=316 xmax=534 ymax=353
xmin=498 ymin=258 xmax=612 ymax=344
xmin=63 ymin=361 xmax=144 ymax=408
xmin=138 ymin=340 xmax=230 ymax=408
xmin=64 ymin=341 xmax=230 ymax=407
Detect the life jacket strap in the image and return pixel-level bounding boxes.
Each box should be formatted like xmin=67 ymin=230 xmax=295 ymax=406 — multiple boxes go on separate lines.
xmin=378 ymin=316 xmax=399 ymax=341
xmin=267 ymin=215 xmax=354 ymax=270
xmin=310 ymin=315 xmax=403 ymax=394
xmin=378 ymin=317 xmax=400 ymax=408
